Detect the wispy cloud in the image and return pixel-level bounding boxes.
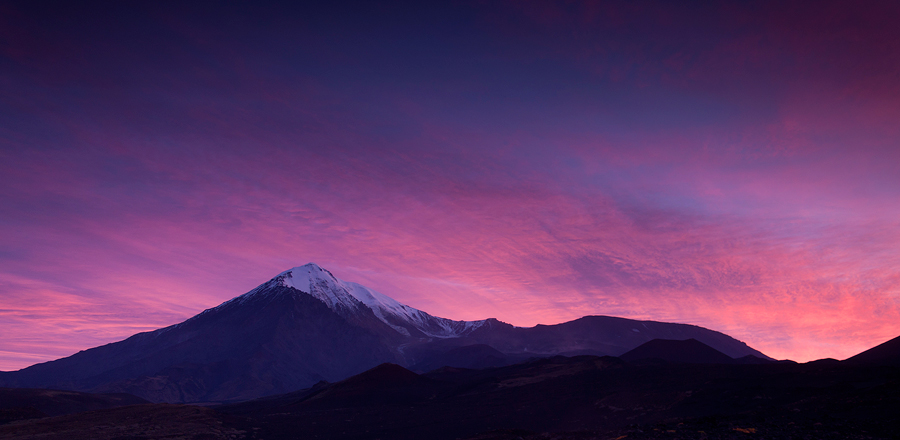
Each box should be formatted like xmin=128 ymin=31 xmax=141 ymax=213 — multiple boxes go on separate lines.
xmin=1 ymin=1 xmax=898 ymax=369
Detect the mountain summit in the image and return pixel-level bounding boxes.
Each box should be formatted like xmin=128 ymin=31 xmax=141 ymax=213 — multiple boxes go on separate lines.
xmin=224 ymin=263 xmax=488 ymax=338
xmin=0 ymin=263 xmax=770 ymax=403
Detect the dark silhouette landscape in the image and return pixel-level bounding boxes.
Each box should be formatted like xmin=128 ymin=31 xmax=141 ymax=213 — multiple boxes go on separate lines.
xmin=0 ymin=265 xmax=768 ymax=404
xmin=1 ymin=339 xmax=898 ymax=439
xmin=4 ymin=1 xmax=900 ymax=438
xmin=1 ymin=266 xmax=898 ymax=439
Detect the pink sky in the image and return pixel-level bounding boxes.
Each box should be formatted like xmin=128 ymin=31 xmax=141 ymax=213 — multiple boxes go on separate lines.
xmin=1 ymin=1 xmax=899 ymax=369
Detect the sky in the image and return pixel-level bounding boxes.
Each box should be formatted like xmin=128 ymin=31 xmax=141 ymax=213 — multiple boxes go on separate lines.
xmin=1 ymin=0 xmax=899 ymax=370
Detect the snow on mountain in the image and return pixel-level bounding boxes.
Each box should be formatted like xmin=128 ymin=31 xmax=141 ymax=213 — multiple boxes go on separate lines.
xmin=229 ymin=263 xmax=487 ymax=338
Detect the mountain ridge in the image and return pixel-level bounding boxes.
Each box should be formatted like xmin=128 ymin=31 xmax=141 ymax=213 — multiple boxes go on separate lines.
xmin=844 ymin=334 xmax=900 ymax=365
xmin=619 ymin=338 xmax=737 ymax=364
xmin=209 ymin=263 xmax=489 ymax=339
xmin=0 ymin=263 xmax=771 ymax=403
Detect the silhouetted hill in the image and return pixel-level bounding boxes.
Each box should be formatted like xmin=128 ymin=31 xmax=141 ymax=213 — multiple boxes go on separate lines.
xmin=336 ymin=362 xmax=421 ymax=386
xmin=0 ymin=388 xmax=147 ymax=425
xmin=412 ymin=344 xmax=510 ymax=372
xmin=3 ymin=353 xmax=899 ymax=439
xmin=217 ymin=354 xmax=900 ymax=440
xmin=0 ymin=404 xmax=250 ymax=440
xmin=733 ymin=354 xmax=775 ymax=364
xmin=619 ymin=338 xmax=735 ymax=364
xmin=291 ymin=363 xmax=442 ymax=408
xmin=845 ymin=335 xmax=900 ymax=366
xmin=416 ymin=315 xmax=770 ymax=361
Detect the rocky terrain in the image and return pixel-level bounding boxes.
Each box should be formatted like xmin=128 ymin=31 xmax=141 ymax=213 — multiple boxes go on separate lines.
xmin=1 ymin=337 xmax=897 ymax=440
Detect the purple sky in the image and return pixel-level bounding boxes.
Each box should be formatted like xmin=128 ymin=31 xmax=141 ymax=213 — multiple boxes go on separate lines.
xmin=2 ymin=1 xmax=899 ymax=369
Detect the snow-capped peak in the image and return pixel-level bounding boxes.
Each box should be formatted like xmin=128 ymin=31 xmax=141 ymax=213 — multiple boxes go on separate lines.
xmin=213 ymin=263 xmax=488 ymax=338
xmin=275 ymin=263 xmax=362 ymax=314
xmin=267 ymin=263 xmax=487 ymax=338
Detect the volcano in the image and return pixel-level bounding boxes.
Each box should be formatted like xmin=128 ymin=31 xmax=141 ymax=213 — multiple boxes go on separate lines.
xmin=0 ymin=263 xmax=769 ymax=403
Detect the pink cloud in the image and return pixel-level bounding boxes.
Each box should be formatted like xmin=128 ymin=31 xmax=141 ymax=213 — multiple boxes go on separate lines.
xmin=2 ymin=1 xmax=899 ymax=370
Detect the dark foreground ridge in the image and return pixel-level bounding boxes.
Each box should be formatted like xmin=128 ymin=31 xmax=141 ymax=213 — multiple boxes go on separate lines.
xmin=0 ymin=264 xmax=770 ymax=404
xmin=2 ymin=342 xmax=898 ymax=439
xmin=619 ymin=338 xmax=738 ymax=364
xmin=0 ymin=388 xmax=147 ymax=424
xmin=845 ymin=335 xmax=900 ymax=366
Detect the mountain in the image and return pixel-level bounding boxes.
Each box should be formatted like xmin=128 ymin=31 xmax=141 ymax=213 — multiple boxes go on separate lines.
xmin=224 ymin=264 xmax=488 ymax=339
xmin=619 ymin=338 xmax=735 ymax=364
xmin=414 ymin=314 xmax=770 ymax=361
xmin=0 ymin=264 xmax=403 ymax=403
xmin=0 ymin=263 xmax=770 ymax=403
xmin=844 ymin=335 xmax=900 ymax=365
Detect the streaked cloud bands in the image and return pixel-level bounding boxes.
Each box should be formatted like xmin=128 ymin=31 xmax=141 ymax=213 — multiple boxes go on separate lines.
xmin=1 ymin=1 xmax=898 ymax=368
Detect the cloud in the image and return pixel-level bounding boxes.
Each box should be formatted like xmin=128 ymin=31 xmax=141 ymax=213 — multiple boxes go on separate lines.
xmin=1 ymin=1 xmax=899 ymax=369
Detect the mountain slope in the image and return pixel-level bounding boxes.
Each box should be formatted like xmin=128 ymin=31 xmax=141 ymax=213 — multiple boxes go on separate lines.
xmin=411 ymin=344 xmax=511 ymax=372
xmin=219 ymin=354 xmax=900 ymax=440
xmin=844 ymin=334 xmax=900 ymax=365
xmin=0 ymin=263 xmax=771 ymax=403
xmin=0 ymin=387 xmax=148 ymax=425
xmin=619 ymin=338 xmax=735 ymax=364
xmin=400 ymin=315 xmax=770 ymax=367
xmin=232 ymin=264 xmax=489 ymax=338
xmin=0 ymin=283 xmax=399 ymax=403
